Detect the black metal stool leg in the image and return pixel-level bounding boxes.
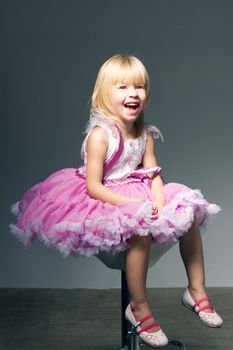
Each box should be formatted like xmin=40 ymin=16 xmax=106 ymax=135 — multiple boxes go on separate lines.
xmin=117 ymin=270 xmax=140 ymax=350
xmin=121 ymin=270 xmax=131 ymax=346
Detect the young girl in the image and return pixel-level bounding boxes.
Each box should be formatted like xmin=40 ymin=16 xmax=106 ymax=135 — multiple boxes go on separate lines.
xmin=10 ymin=55 xmax=223 ymax=347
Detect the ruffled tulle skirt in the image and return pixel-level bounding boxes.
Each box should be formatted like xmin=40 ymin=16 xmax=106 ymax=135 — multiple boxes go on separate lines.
xmin=9 ymin=167 xmax=221 ymax=257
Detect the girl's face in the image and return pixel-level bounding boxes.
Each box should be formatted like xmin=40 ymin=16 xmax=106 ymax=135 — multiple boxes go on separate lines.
xmin=109 ymin=82 xmax=147 ymax=125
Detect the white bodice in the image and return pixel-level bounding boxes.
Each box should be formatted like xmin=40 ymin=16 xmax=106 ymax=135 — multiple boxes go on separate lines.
xmin=81 ymin=111 xmax=163 ymax=180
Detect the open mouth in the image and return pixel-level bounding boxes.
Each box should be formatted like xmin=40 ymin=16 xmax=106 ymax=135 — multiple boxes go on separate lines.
xmin=124 ymin=102 xmax=140 ymax=110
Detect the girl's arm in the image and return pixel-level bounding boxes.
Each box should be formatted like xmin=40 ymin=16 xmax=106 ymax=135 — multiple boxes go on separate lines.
xmin=86 ymin=127 xmax=144 ymax=205
xmin=142 ymin=133 xmax=166 ymax=215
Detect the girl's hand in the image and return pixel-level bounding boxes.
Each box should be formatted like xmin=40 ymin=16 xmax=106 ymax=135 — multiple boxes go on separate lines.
xmin=151 ymin=192 xmax=166 ymax=220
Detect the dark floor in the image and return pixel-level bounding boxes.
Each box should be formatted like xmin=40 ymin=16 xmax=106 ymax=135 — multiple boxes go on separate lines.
xmin=0 ymin=288 xmax=232 ymax=350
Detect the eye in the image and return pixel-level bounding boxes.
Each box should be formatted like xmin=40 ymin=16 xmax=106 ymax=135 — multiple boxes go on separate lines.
xmin=118 ymin=85 xmax=127 ymax=89
xmin=135 ymin=84 xmax=145 ymax=89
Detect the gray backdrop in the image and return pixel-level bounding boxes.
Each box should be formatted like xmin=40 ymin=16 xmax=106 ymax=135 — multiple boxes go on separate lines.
xmin=1 ymin=0 xmax=233 ymax=288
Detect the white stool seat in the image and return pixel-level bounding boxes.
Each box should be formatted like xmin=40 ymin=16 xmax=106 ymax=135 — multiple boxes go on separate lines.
xmin=96 ymin=241 xmax=176 ymax=270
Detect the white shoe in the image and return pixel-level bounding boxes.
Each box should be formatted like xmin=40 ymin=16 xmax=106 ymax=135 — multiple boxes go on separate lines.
xmin=125 ymin=304 xmax=168 ymax=347
xmin=182 ymin=287 xmax=223 ymax=328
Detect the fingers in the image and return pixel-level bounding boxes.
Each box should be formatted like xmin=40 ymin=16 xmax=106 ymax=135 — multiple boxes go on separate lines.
xmin=150 ymin=206 xmax=158 ymax=220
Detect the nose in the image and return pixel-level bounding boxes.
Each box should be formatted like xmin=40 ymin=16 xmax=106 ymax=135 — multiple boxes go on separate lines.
xmin=128 ymin=86 xmax=138 ymax=97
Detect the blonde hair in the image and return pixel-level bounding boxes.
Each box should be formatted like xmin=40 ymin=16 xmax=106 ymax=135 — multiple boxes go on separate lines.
xmin=91 ymin=54 xmax=150 ymax=137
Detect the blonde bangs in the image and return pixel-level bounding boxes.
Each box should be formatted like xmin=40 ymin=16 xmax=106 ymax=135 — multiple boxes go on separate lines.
xmin=108 ymin=58 xmax=149 ymax=87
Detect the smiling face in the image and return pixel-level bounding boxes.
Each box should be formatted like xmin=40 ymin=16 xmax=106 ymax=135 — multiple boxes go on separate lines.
xmin=109 ymin=82 xmax=147 ymax=125
xmin=91 ymin=55 xmax=150 ymax=127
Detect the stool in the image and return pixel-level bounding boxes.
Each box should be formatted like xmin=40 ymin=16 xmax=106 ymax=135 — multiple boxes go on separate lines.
xmin=97 ymin=242 xmax=186 ymax=349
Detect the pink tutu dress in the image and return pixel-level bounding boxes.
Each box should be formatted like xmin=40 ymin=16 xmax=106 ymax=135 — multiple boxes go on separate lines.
xmin=10 ymin=112 xmax=221 ymax=257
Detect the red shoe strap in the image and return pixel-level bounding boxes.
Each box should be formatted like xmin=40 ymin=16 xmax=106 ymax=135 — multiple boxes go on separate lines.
xmin=138 ymin=313 xmax=153 ymax=325
xmin=196 ymin=305 xmax=214 ymax=314
xmin=192 ymin=297 xmax=209 ymax=309
xmin=137 ymin=322 xmax=160 ymax=334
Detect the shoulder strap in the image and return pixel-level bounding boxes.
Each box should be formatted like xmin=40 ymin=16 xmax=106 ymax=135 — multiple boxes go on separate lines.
xmin=103 ymin=124 xmax=124 ymax=177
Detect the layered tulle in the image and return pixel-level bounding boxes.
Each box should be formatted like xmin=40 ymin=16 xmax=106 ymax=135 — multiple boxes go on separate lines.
xmin=9 ymin=168 xmax=221 ymax=257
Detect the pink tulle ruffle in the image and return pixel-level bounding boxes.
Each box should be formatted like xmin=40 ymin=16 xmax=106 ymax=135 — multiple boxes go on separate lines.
xmin=9 ymin=168 xmax=221 ymax=257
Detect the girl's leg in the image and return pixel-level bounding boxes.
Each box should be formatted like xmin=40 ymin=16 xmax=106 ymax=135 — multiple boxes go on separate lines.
xmin=125 ymin=234 xmax=159 ymax=331
xmin=179 ymin=218 xmax=212 ymax=311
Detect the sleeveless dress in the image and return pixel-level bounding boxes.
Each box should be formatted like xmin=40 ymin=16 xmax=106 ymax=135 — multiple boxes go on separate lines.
xmin=9 ymin=112 xmax=221 ymax=257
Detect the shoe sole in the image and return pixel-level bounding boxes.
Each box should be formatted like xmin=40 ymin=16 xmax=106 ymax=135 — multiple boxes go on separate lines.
xmin=139 ymin=337 xmax=169 ymax=348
